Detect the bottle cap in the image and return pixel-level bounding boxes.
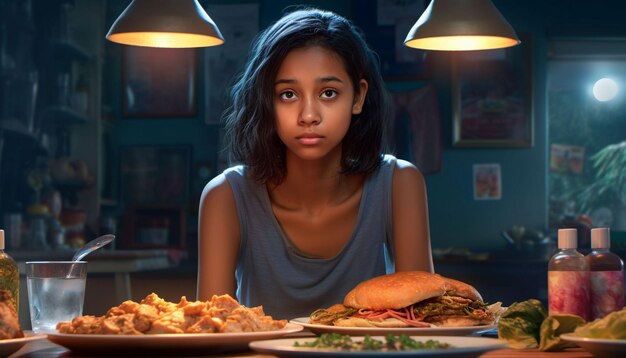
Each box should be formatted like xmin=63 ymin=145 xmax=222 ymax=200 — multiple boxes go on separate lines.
xmin=591 ymin=227 xmax=611 ymax=249
xmin=0 ymin=229 xmax=4 ymax=250
xmin=558 ymin=228 xmax=578 ymax=249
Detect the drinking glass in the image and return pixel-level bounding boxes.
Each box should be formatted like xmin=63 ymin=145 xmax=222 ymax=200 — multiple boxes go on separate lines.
xmin=25 ymin=261 xmax=87 ymax=334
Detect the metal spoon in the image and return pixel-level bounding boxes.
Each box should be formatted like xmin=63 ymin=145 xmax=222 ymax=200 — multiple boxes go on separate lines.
xmin=72 ymin=234 xmax=116 ymax=261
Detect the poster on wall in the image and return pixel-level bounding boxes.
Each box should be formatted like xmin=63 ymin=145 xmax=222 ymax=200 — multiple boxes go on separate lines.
xmin=473 ymin=163 xmax=502 ymax=200
xmin=549 ymin=143 xmax=584 ymax=174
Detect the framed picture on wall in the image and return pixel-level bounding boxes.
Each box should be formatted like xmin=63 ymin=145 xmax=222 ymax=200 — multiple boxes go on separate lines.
xmin=122 ymin=47 xmax=197 ymax=118
xmin=452 ymin=34 xmax=533 ymax=147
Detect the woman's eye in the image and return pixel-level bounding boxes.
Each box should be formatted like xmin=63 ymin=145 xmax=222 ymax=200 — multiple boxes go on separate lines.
xmin=321 ymin=89 xmax=337 ymax=99
xmin=279 ymin=90 xmax=296 ymax=100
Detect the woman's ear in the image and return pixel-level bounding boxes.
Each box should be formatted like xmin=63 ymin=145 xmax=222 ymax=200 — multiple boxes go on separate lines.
xmin=352 ymin=79 xmax=369 ymax=114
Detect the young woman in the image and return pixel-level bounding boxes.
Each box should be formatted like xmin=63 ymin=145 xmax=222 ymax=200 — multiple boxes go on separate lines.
xmin=197 ymin=8 xmax=433 ymax=319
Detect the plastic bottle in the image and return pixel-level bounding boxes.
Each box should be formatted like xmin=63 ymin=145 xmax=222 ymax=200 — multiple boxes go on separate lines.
xmin=587 ymin=227 xmax=624 ymax=320
xmin=0 ymin=229 xmax=20 ymax=313
xmin=548 ymin=228 xmax=590 ymax=320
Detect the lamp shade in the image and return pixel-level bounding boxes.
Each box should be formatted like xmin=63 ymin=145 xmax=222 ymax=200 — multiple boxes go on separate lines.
xmin=404 ymin=0 xmax=520 ymax=51
xmin=106 ymin=0 xmax=224 ymax=48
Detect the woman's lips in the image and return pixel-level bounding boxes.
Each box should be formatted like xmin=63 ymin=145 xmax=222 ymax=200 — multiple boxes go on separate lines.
xmin=297 ymin=134 xmax=323 ymax=145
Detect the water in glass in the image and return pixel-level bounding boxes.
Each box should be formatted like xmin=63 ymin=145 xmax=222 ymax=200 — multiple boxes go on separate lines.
xmin=27 ymin=277 xmax=85 ymax=334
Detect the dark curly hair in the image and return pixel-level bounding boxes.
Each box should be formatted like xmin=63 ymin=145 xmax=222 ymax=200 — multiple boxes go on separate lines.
xmin=223 ymin=8 xmax=391 ymax=184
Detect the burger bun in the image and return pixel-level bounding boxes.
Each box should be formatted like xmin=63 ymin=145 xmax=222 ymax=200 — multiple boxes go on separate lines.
xmin=343 ymin=271 xmax=482 ymax=310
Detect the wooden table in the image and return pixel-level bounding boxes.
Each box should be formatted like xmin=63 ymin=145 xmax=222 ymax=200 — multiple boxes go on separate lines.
xmin=9 ymin=337 xmax=594 ymax=358
xmin=482 ymin=348 xmax=593 ymax=357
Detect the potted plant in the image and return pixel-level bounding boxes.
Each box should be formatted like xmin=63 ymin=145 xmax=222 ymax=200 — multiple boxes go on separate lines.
xmin=579 ymin=141 xmax=626 ymax=230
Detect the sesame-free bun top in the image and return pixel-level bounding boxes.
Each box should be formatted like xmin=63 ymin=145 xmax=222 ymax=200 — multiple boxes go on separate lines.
xmin=443 ymin=275 xmax=483 ymax=302
xmin=343 ymin=271 xmax=483 ymax=310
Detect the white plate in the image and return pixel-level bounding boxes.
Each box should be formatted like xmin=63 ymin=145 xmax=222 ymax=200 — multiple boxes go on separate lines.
xmin=290 ymin=317 xmax=496 ymax=336
xmin=46 ymin=322 xmax=302 ymax=355
xmin=250 ymin=335 xmax=507 ymax=357
xmin=560 ymin=333 xmax=626 ymax=358
xmin=0 ymin=333 xmax=46 ymax=357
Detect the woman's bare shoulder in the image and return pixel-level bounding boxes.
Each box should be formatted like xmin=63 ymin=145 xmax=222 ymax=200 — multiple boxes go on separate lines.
xmin=201 ymin=173 xmax=235 ymax=206
xmin=392 ymin=159 xmax=425 ymax=185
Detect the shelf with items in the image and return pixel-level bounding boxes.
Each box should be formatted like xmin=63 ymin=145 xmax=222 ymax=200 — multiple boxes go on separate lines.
xmin=0 ymin=67 xmax=39 ymax=140
xmin=33 ymin=0 xmax=105 ymax=244
xmin=0 ymin=123 xmax=48 ymax=158
xmin=1 ymin=0 xmax=106 ymax=251
xmin=52 ymin=178 xmax=95 ymax=205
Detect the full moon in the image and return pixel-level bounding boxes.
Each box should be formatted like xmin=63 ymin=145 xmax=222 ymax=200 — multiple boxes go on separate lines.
xmin=592 ymin=78 xmax=618 ymax=102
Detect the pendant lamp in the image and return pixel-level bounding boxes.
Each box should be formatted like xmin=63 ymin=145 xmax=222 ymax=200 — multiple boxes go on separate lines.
xmin=404 ymin=0 xmax=520 ymax=51
xmin=106 ymin=0 xmax=224 ymax=48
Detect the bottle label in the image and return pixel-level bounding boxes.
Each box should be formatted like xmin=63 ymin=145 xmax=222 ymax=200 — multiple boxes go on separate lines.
xmin=590 ymin=271 xmax=625 ymax=320
xmin=548 ymin=271 xmax=590 ymax=321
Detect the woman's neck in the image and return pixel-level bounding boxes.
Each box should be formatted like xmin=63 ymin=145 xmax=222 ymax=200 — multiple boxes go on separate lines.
xmin=267 ymin=153 xmax=362 ymax=213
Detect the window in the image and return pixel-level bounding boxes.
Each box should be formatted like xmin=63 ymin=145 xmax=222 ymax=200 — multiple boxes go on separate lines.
xmin=548 ymin=39 xmax=626 ymax=231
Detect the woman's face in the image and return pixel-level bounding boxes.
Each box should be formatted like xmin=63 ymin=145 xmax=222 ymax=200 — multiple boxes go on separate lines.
xmin=273 ymin=46 xmax=368 ymax=162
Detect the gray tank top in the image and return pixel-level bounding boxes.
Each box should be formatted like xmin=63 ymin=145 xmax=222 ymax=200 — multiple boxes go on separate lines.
xmin=224 ymin=155 xmax=397 ymax=319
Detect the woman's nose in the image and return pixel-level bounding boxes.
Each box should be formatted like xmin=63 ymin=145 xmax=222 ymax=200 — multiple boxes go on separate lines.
xmin=298 ymin=97 xmax=321 ymax=125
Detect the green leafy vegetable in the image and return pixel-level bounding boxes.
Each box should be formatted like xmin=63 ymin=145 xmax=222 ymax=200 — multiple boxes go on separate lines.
xmin=574 ymin=308 xmax=626 ymax=339
xmin=384 ymin=334 xmax=450 ymax=350
xmin=539 ymin=314 xmax=585 ymax=351
xmin=497 ymin=299 xmax=626 ymax=351
xmin=294 ymin=333 xmax=451 ymax=351
xmin=295 ymin=333 xmax=356 ymax=350
xmin=497 ymin=299 xmax=548 ymax=349
xmin=361 ymin=335 xmax=384 ymax=350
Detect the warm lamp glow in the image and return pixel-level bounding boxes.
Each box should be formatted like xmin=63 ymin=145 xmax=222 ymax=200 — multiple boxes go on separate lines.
xmin=107 ymin=32 xmax=223 ymax=48
xmin=405 ymin=0 xmax=520 ymax=51
xmin=406 ymin=35 xmax=519 ymax=51
xmin=106 ymin=0 xmax=224 ymax=48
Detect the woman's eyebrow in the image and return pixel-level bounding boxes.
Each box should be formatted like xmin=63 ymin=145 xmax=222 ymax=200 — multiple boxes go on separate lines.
xmin=275 ymin=78 xmax=296 ymax=85
xmin=319 ymin=76 xmax=343 ymax=84
xmin=274 ymin=76 xmax=344 ymax=86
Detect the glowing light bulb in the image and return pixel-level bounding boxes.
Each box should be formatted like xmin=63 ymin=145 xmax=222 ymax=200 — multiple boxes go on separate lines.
xmin=592 ymin=78 xmax=618 ymax=102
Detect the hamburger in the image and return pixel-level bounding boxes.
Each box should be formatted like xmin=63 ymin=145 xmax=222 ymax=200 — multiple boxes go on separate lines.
xmin=309 ymin=271 xmax=502 ymax=328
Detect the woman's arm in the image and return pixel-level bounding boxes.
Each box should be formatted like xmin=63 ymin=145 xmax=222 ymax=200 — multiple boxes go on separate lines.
xmin=391 ymin=159 xmax=434 ymax=273
xmin=196 ymin=174 xmax=241 ymax=300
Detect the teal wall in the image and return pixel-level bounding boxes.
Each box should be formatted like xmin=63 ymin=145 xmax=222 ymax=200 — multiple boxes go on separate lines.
xmin=105 ymin=0 xmax=626 ymax=251
xmin=426 ymin=0 xmax=549 ymax=250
